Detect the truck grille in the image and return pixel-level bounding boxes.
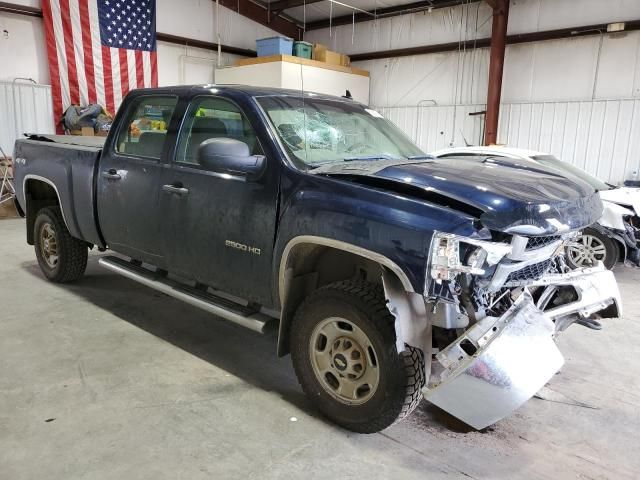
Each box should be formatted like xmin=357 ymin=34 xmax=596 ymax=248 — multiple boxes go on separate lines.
xmin=526 ymin=235 xmax=561 ymax=250
xmin=505 ymin=259 xmax=553 ymax=284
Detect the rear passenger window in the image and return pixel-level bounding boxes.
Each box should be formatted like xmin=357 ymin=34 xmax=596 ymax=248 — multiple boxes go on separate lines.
xmin=176 ymin=97 xmax=262 ymax=166
xmin=116 ymin=96 xmax=178 ymax=159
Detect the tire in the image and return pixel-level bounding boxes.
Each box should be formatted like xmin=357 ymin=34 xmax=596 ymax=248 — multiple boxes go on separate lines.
xmin=290 ymin=280 xmax=425 ymax=433
xmin=565 ymin=227 xmax=619 ymax=270
xmin=34 ymin=206 xmax=88 ymax=283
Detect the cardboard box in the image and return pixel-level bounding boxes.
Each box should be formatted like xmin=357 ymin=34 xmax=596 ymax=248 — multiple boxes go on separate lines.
xmin=318 ymin=49 xmax=342 ymax=65
xmin=313 ymin=44 xmax=342 ymax=65
xmin=313 ymin=43 xmax=327 ymax=59
xmin=340 ymin=54 xmax=351 ymax=67
xmin=70 ymin=126 xmax=95 ymax=136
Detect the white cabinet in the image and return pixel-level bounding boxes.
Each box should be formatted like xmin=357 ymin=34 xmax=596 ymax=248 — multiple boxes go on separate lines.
xmin=215 ymin=55 xmax=370 ymax=104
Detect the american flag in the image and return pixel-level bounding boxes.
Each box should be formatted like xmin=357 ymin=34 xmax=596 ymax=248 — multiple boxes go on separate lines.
xmin=42 ymin=0 xmax=158 ymax=132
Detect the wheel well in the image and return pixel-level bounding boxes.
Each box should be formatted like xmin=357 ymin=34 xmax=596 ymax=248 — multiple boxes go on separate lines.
xmin=24 ymin=179 xmax=60 ymax=245
xmin=277 ymin=242 xmax=405 ymax=356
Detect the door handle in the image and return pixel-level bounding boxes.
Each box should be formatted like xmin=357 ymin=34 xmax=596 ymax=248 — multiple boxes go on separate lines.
xmin=162 ymin=184 xmax=190 ymax=196
xmin=102 ymin=169 xmax=121 ymax=180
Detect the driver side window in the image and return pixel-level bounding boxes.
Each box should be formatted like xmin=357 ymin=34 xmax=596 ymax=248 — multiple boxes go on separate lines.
xmin=176 ymin=97 xmax=262 ymax=166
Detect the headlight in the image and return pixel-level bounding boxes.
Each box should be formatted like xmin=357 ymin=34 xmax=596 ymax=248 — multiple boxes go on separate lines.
xmin=429 ymin=232 xmax=512 ymax=283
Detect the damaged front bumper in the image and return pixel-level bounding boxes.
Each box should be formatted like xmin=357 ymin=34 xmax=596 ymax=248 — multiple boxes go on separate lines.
xmin=422 ymin=266 xmax=621 ymax=430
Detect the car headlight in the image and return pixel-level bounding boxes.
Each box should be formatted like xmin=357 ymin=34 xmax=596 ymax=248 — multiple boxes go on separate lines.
xmin=429 ymin=232 xmax=512 ymax=283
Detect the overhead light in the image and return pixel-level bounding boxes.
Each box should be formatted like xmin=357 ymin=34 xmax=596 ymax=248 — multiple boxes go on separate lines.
xmin=607 ymin=22 xmax=625 ymax=33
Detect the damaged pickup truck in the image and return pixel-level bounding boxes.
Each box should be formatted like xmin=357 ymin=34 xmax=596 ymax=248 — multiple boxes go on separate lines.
xmin=13 ymin=85 xmax=621 ymax=433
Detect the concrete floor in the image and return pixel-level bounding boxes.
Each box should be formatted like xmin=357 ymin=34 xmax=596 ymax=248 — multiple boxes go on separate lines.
xmin=1 ymin=217 xmax=639 ymax=480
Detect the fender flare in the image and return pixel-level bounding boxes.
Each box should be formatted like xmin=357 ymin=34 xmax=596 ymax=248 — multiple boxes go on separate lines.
xmin=23 ymin=174 xmax=73 ymax=244
xmin=276 ymin=235 xmax=416 ymax=356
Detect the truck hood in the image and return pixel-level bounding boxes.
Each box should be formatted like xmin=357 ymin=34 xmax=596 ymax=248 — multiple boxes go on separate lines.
xmin=313 ymin=157 xmax=603 ymax=235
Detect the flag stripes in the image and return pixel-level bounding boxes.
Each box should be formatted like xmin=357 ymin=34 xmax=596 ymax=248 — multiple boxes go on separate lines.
xmin=42 ymin=0 xmax=157 ymax=133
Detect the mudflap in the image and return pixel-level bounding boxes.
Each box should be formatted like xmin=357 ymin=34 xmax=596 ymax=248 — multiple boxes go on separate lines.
xmin=423 ymin=292 xmax=564 ymax=430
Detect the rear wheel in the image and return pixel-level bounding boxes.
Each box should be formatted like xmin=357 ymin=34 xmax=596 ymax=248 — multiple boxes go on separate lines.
xmin=34 ymin=206 xmax=88 ymax=282
xmin=290 ymin=280 xmax=425 ymax=433
xmin=565 ymin=227 xmax=619 ymax=270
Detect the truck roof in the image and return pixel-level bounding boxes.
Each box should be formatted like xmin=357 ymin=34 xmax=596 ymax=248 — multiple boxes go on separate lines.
xmin=130 ymin=84 xmax=361 ymax=104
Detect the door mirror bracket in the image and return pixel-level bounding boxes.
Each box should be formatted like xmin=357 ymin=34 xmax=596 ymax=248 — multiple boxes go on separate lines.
xmin=197 ymin=138 xmax=266 ymax=181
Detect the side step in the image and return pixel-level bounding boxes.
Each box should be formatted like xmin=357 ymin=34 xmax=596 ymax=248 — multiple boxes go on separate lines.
xmin=98 ymin=255 xmax=274 ymax=334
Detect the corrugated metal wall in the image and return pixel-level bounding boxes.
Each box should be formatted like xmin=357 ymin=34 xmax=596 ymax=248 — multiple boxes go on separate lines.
xmin=0 ymin=81 xmax=55 ymax=156
xmin=376 ymin=98 xmax=640 ymax=184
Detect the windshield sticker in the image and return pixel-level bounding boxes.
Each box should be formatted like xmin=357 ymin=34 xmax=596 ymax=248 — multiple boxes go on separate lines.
xmin=365 ymin=109 xmax=383 ymax=118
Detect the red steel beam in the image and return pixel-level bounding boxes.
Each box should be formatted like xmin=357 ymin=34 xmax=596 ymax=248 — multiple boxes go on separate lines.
xmin=484 ymin=0 xmax=509 ymax=145
xmin=216 ymin=0 xmax=303 ymax=39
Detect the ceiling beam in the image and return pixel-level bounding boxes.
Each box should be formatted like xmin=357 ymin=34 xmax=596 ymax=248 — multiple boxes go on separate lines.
xmin=305 ymin=0 xmax=474 ymax=31
xmin=216 ymin=0 xmax=303 ymax=39
xmin=156 ymin=33 xmax=256 ymax=57
xmin=0 ymin=1 xmax=42 ymax=17
xmin=269 ymin=0 xmax=323 ymax=14
xmin=350 ymin=19 xmax=640 ymax=61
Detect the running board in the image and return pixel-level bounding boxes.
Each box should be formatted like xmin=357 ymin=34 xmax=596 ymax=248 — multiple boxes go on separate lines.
xmin=98 ymin=256 xmax=274 ymax=334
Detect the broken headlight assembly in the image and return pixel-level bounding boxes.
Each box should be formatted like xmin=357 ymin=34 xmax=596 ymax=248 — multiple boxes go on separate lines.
xmin=428 ymin=232 xmax=512 ymax=285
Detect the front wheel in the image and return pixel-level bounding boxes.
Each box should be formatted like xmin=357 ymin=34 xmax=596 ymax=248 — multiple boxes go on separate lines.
xmin=290 ymin=280 xmax=425 ymax=433
xmin=565 ymin=227 xmax=619 ymax=270
xmin=34 ymin=206 xmax=88 ymax=282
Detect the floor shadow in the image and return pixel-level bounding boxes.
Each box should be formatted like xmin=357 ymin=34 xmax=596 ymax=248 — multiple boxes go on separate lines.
xmin=23 ymin=256 xmax=309 ymax=411
xmin=22 ymin=254 xmax=463 ymax=432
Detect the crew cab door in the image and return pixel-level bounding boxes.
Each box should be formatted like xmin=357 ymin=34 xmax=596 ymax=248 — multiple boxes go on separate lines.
xmin=159 ymin=95 xmax=279 ymax=305
xmin=97 ymin=95 xmax=179 ymax=267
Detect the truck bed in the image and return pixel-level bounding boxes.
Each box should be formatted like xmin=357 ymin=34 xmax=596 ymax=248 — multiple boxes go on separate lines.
xmin=13 ymin=134 xmax=105 ymax=247
xmin=25 ymin=133 xmax=107 ymax=149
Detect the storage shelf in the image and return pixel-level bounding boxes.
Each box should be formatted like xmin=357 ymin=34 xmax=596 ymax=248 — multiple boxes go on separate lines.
xmin=234 ymin=55 xmax=369 ymax=78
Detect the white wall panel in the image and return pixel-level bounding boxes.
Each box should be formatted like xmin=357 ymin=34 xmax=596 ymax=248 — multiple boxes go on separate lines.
xmin=0 ymin=80 xmax=54 ymax=155
xmin=156 ymin=42 xmax=243 ymax=86
xmin=306 ymin=0 xmax=640 ymax=52
xmin=0 ymin=12 xmax=50 ymax=84
xmin=379 ymin=99 xmax=640 ymax=184
xmin=156 ymin=0 xmax=278 ymax=52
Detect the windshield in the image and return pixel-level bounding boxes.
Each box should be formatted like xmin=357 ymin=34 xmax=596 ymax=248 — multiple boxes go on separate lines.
xmin=530 ymin=155 xmax=611 ymax=191
xmin=256 ymin=96 xmax=426 ymax=169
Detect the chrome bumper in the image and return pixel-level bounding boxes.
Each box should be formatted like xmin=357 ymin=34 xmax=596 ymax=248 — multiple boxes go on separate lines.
xmin=422 ymin=266 xmax=621 ymax=430
xmin=530 ymin=266 xmax=622 ymax=328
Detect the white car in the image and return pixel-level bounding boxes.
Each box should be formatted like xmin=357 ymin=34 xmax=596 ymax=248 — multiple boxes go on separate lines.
xmin=432 ymin=146 xmax=640 ymax=269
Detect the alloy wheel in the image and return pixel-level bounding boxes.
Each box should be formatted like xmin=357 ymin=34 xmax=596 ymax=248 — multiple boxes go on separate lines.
xmin=567 ymin=234 xmax=607 ymax=267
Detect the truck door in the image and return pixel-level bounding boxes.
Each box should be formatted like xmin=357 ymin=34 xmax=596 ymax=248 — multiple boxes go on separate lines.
xmin=97 ymin=95 xmax=179 ymax=267
xmin=159 ymin=96 xmax=279 ymax=306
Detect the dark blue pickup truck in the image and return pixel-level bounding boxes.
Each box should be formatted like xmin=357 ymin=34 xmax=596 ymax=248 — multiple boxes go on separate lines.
xmin=13 ymin=85 xmax=622 ymax=433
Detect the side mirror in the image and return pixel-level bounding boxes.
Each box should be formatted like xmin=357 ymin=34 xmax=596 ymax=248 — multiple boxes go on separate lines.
xmin=197 ymin=138 xmax=266 ymax=181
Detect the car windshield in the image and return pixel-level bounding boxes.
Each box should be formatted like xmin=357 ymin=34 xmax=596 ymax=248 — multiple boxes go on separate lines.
xmin=256 ymin=95 xmax=427 ymax=169
xmin=530 ymin=154 xmax=612 ymax=191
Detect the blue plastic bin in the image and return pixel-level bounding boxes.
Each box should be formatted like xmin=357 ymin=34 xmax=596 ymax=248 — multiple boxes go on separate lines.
xmin=256 ymin=36 xmax=293 ymax=56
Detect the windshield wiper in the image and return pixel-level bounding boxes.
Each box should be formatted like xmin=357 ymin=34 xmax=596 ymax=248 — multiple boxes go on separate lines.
xmin=343 ymin=154 xmax=396 ymax=161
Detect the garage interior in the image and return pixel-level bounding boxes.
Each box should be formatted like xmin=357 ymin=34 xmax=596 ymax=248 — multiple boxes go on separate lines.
xmin=2 ymin=0 xmax=640 ymax=479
